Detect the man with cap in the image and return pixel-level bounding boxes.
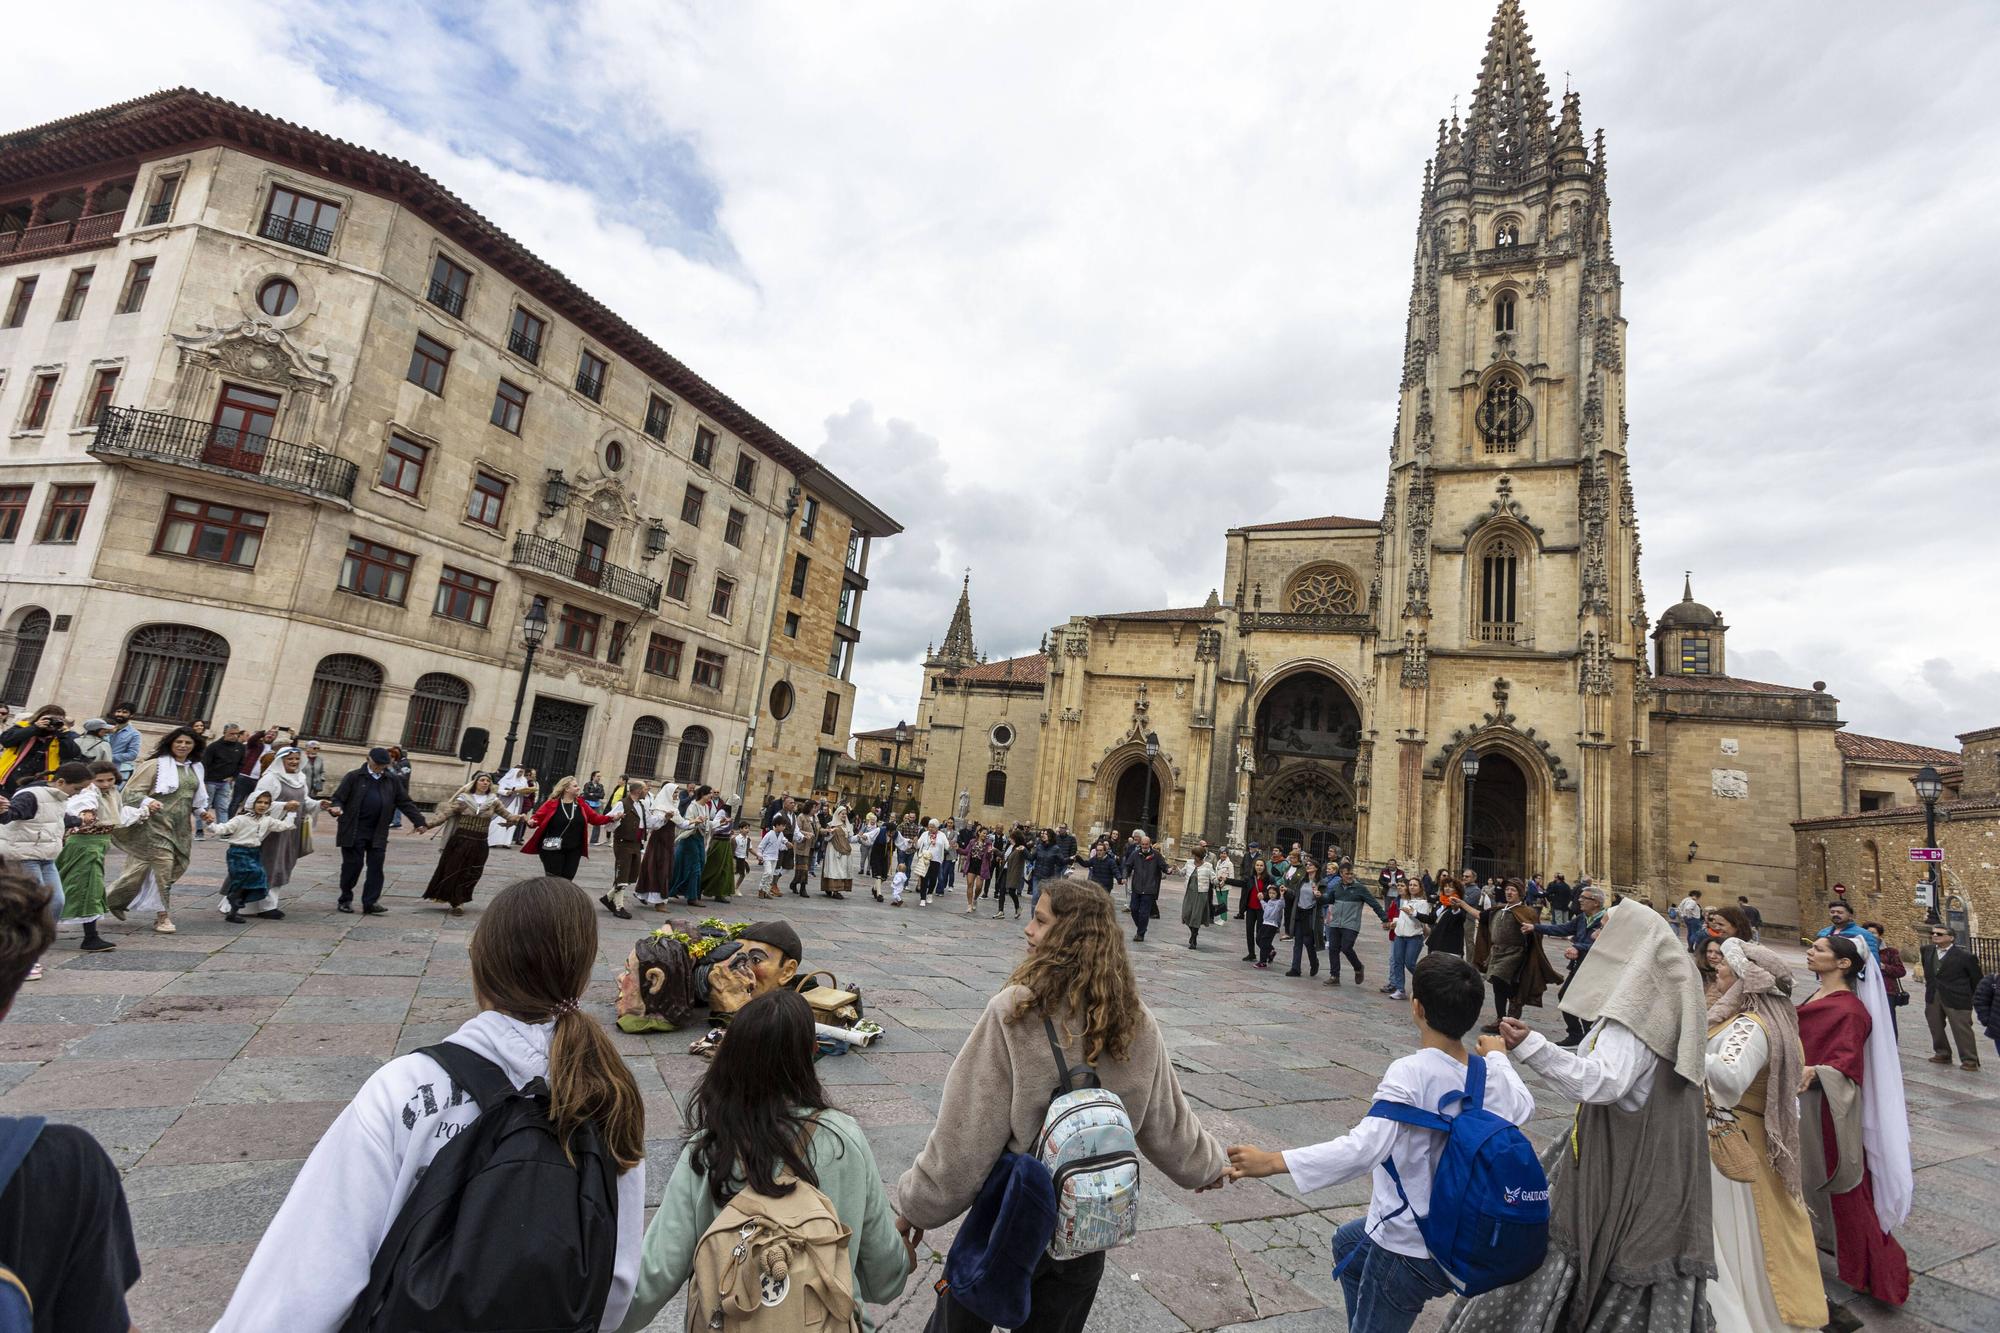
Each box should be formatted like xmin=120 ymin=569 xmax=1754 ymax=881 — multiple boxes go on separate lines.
xmin=75 ymin=718 xmax=115 ymax=765
xmin=1533 ymin=881 xmax=1608 ymax=1045
xmin=324 ymin=747 xmax=428 ymax=913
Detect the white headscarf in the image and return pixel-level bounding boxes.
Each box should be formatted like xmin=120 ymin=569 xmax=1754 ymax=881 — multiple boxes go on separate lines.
xmin=1559 ymin=897 xmax=1708 ymax=1086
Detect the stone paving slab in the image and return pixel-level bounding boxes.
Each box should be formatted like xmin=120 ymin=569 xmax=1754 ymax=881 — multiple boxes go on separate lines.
xmin=6 ymin=836 xmax=1993 ymax=1330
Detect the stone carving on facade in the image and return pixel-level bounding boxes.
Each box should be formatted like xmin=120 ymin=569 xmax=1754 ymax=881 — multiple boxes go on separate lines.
xmin=1711 ymin=769 xmax=1750 ymax=800
xmin=1462 ymin=472 xmax=1546 ymax=541
xmin=1580 ymin=629 xmax=1613 ymax=695
xmin=1400 ymin=629 xmax=1429 ymax=687
xmin=1285 ymin=564 xmax=1362 ymax=615
xmin=173 ymin=319 xmax=335 ymax=394
xmin=1194 ymin=628 xmax=1222 ymax=661
xmin=574 ymin=476 xmax=642 ymax=528
xmin=1064 ymin=628 xmax=1089 ymax=657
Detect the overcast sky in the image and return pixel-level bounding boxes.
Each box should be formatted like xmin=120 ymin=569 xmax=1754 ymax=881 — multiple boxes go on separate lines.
xmin=9 ymin=1 xmax=1996 ymax=750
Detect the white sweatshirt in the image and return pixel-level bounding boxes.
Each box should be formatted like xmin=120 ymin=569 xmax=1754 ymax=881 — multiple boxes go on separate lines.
xmin=212 ymin=1010 xmax=646 ymax=1332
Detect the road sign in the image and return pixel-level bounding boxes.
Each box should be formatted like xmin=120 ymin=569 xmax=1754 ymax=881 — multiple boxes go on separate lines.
xmin=1915 ymin=882 xmax=1935 ymax=909
xmin=1909 ymin=847 xmax=1944 ymax=862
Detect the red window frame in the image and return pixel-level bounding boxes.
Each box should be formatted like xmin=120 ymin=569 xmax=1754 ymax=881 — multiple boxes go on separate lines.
xmin=665 ymin=556 xmax=692 ymax=602
xmin=491 ymin=379 xmax=527 ymax=433
xmin=509 ymin=306 xmax=545 ymax=362
xmin=118 ymin=259 xmax=153 ymax=314
xmin=261 ymin=186 xmax=342 ymax=246
xmin=0 ymin=486 xmax=29 ymax=543
xmin=433 ymin=565 xmax=497 ymax=626
xmin=36 ymin=484 xmax=93 ymax=544
xmin=153 ymin=494 xmax=267 ymax=567
xmin=56 ymin=267 xmax=93 ymax=321
xmin=407 ymin=333 xmax=451 ymax=395
xmin=23 ymin=374 xmax=58 ymax=430
xmin=709 ymin=575 xmax=735 ymax=619
xmin=339 ymin=535 xmax=415 ymax=604
xmin=257 ymin=277 xmax=299 ymax=318
xmin=680 ymin=484 xmax=705 ymax=525
xmin=643 ymin=633 xmax=683 ymax=679
xmin=723 ymin=508 xmax=746 ymax=548
xmin=645 ymin=394 xmax=672 ymax=441
xmin=86 ymin=368 xmax=119 ymax=425
xmin=466 ymin=470 xmax=508 ymax=529
xmin=378 ymin=434 xmax=429 ymax=497
xmin=2 ymin=277 xmax=33 ymax=328
xmin=557 ymin=604 xmax=601 ymax=657
xmin=692 ymin=649 xmax=728 ymax=691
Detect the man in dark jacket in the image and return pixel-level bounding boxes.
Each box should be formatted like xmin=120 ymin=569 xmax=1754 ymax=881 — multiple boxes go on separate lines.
xmin=199 ymin=725 xmax=247 ymax=833
xmin=1922 ymin=925 xmax=1984 ymax=1071
xmin=1534 ymin=882 xmax=1606 ymax=1045
xmin=1545 ymin=872 xmax=1573 ymax=924
xmin=1124 ymin=832 xmax=1165 ymax=941
xmin=1053 ymin=824 xmax=1078 ymax=863
xmin=325 ymin=747 xmax=427 ymax=914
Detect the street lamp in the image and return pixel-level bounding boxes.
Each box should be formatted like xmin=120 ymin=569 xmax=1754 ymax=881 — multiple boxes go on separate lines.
xmin=1143 ymin=730 xmax=1161 ymax=838
xmin=497 ymin=600 xmax=548 ymax=773
xmin=892 ymin=721 xmax=910 ymax=814
xmin=1459 ymin=749 xmax=1481 ymax=875
xmin=1913 ymin=764 xmax=1944 ymax=927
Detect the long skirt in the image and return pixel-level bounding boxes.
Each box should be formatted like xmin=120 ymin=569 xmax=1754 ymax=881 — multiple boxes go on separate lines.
xmin=261 ymin=821 xmax=309 ymax=889
xmin=700 ymin=835 xmax=736 ymax=900
xmin=670 ymin=832 xmax=707 ymax=903
xmin=635 ymin=829 xmax=675 ymax=903
xmin=55 ymin=832 xmax=112 ymax=922
xmin=107 ymin=823 xmax=191 ymax=914
xmin=423 ymin=830 xmax=491 ymax=908
xmin=224 ymin=844 xmax=272 ymax=909
xmin=612 ymin=839 xmax=644 ymax=886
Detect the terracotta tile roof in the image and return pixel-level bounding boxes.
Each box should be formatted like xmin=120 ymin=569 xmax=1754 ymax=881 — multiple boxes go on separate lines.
xmin=1794 ymin=794 xmax=2000 ymax=827
xmin=1092 ymin=606 xmax=1224 ymax=623
xmin=947 ymin=653 xmax=1048 ymax=686
xmin=1834 ymin=733 xmax=1960 ymax=765
xmin=1236 ymin=514 xmax=1379 ymax=534
xmin=1650 ymin=673 xmax=1827 ymax=698
xmin=0 ymin=89 xmax=900 ymax=536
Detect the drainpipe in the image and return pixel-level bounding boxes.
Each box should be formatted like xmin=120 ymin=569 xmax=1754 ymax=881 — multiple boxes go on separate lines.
xmin=735 ymin=483 xmax=800 ymax=808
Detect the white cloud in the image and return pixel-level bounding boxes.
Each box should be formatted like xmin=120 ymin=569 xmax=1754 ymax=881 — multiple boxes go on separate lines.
xmin=8 ymin=0 xmax=1995 ymax=750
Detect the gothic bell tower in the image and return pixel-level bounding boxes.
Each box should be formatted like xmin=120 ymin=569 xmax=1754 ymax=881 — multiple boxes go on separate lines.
xmin=1371 ymin=0 xmax=1649 ymax=887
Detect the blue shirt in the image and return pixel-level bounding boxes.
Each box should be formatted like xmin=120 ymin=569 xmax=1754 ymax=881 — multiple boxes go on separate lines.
xmin=1816 ymin=921 xmax=1879 ymax=961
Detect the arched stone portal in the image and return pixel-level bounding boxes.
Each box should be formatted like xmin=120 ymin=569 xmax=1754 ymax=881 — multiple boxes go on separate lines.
xmin=1112 ymin=762 xmax=1163 ymax=837
xmin=1466 ymin=750 xmax=1529 ymax=883
xmin=1250 ymin=669 xmax=1363 ymax=863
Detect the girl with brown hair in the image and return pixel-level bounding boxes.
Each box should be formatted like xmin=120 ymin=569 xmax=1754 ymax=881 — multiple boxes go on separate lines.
xmin=894 ymin=878 xmax=1230 ymax=1332
xmin=215 ymin=876 xmax=648 ymax=1332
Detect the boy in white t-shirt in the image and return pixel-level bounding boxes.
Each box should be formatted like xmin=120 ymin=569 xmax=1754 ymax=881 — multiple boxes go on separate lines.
xmin=1228 ymin=954 xmax=1534 ymax=1333
xmin=754 ymin=817 xmax=789 ymax=900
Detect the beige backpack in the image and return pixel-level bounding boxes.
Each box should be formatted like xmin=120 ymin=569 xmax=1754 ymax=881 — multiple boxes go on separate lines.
xmin=685 ymin=1120 xmax=858 ymax=1333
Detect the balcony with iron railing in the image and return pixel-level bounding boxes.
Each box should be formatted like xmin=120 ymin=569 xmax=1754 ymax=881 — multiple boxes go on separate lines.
xmin=574 ymin=370 xmax=603 ymax=402
xmin=90 ymin=406 xmax=358 ymax=504
xmin=0 ymin=212 xmax=122 ymax=266
xmin=426 ymin=280 xmax=466 ymax=318
xmin=507 ymin=328 xmax=542 ymax=363
xmin=259 ymin=213 xmax=334 ymax=256
xmin=510 ymin=531 xmax=661 ymax=612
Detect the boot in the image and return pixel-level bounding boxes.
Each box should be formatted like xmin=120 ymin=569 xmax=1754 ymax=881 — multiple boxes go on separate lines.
xmin=1188 ymin=930 xmax=1199 ymax=949
xmin=80 ymin=921 xmax=116 ymax=952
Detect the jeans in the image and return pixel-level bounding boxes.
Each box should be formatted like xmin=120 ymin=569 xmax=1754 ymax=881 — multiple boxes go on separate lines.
xmin=204 ymin=780 xmax=235 ymax=829
xmin=1290 ymin=908 xmax=1321 ymax=974
xmin=1332 ymin=1218 xmax=1451 ymax=1333
xmin=1685 ymin=921 xmax=1707 ymax=952
xmin=17 ymin=859 xmax=63 ymax=924
xmin=1388 ymin=934 xmax=1424 ymax=993
xmin=339 ymin=844 xmax=387 ymax=906
xmin=926 ymin=1250 xmax=1105 ymax=1333
xmin=1328 ymin=924 xmax=1364 ymax=979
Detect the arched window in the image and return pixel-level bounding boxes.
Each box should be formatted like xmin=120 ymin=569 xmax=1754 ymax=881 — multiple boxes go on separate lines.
xmin=302 ymin=654 xmax=384 ymax=744
xmin=1285 ymin=563 xmax=1361 ymax=615
xmin=111 ymin=624 xmax=229 ymax=722
xmin=626 ymin=716 xmax=665 ymax=777
xmin=2 ymin=609 xmax=50 ymax=707
xmin=1477 ymin=537 xmax=1520 ymax=642
xmin=1494 ymin=218 xmax=1519 ymax=247
xmin=984 ymin=769 xmax=1007 ymax=807
xmin=1476 ymin=372 xmax=1531 ymax=452
xmin=402 ymin=672 xmax=470 ymax=754
xmin=1493 ymin=290 xmax=1516 ymax=333
xmin=673 ymin=725 xmax=709 ymax=784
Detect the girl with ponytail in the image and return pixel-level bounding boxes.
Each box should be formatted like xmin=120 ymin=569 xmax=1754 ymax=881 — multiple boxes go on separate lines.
xmin=215 ymin=876 xmax=648 ymax=1332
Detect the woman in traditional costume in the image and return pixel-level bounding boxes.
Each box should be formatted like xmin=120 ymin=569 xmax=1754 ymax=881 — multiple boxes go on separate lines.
xmin=236 ymin=747 xmax=321 ymax=913
xmin=819 ymin=805 xmax=855 ymax=900
xmin=1451 ymin=897 xmax=1715 ymax=1333
xmin=633 ymin=783 xmax=681 ymax=910
xmin=489 ymin=765 xmax=535 ymax=847
xmin=1471 ymin=879 xmax=1555 ymax=1031
xmin=667 ymin=784 xmax=713 ymax=905
xmin=601 ymin=780 xmax=649 ymax=920
xmin=105 ymin=727 xmax=214 ymax=934
xmin=1800 ymin=933 xmax=1911 ymax=1306
xmin=422 ymin=773 xmax=516 ymax=915
xmin=860 ymin=811 xmax=890 ymax=902
xmin=1701 ymin=936 xmax=1828 ymax=1333
xmin=699 ymin=799 xmax=737 ymax=903
xmin=58 ymin=762 xmax=156 ymax=951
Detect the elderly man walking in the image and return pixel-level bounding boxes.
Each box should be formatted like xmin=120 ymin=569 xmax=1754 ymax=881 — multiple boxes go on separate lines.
xmin=325 ymin=747 xmax=427 ymax=914
xmin=1125 ymin=831 xmax=1165 ymax=942
xmin=1534 ymin=881 xmax=1608 ymax=1046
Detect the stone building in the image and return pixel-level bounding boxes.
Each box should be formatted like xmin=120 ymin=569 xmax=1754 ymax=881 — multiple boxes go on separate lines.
xmin=0 ymin=90 xmax=896 ymax=804
xmin=881 ymin=1 xmax=1959 ymax=935
xmin=834 ymin=722 xmax=922 ymax=815
xmin=910 ymin=577 xmax=1045 ymax=826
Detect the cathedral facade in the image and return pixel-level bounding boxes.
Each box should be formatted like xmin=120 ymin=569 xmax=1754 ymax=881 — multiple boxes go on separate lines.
xmin=886 ymin=2 xmax=1963 ymax=936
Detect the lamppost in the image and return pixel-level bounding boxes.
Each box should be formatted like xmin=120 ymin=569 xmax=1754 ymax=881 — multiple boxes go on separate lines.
xmin=497 ymin=600 xmax=548 ymax=773
xmin=1143 ymin=730 xmax=1161 ymax=838
xmin=1460 ymin=749 xmax=1481 ymax=875
xmin=1912 ymin=763 xmax=1944 ymax=927
xmin=892 ymin=721 xmax=910 ymax=814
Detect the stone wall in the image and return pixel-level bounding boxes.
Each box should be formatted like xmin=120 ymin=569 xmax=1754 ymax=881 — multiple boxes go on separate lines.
xmin=1795 ymin=803 xmax=1999 ymax=964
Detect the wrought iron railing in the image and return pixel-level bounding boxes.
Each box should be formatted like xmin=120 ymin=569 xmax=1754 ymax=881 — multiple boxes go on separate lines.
xmin=426 ymin=280 xmax=466 ymax=317
xmin=574 ymin=370 xmax=603 ymax=401
xmin=143 ymin=201 xmax=171 ymax=226
xmin=90 ymin=406 xmax=358 ymax=503
xmin=507 ymin=328 xmax=542 ymax=363
xmin=510 ymin=531 xmax=661 ymax=611
xmin=259 ymin=214 xmax=334 ymax=255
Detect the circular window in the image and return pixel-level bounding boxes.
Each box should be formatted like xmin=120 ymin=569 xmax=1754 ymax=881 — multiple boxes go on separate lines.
xmin=769 ymin=681 xmax=794 ymax=720
xmin=257 ymin=278 xmax=299 ymax=317
xmin=604 ymin=440 xmax=625 ymax=473
xmin=990 ymin=722 xmax=1015 ymax=748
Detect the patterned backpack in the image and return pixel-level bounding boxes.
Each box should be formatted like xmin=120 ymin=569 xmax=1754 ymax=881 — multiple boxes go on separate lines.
xmin=1035 ymin=1019 xmax=1140 ymax=1259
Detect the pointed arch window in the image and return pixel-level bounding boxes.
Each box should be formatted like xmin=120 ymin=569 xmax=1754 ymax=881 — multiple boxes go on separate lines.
xmin=1494 ymin=219 xmax=1520 ymax=247
xmin=1476 ymin=372 xmax=1531 ymax=452
xmin=1477 ymin=537 xmax=1520 ymax=643
xmin=1493 ymin=290 xmax=1516 ymax=333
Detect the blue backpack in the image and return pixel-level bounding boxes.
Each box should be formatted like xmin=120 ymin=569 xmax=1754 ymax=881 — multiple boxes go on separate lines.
xmin=943 ymin=1152 xmax=1057 ymax=1327
xmin=1346 ymin=1055 xmax=1549 ymax=1296
xmin=0 ymin=1116 xmax=45 ymax=1333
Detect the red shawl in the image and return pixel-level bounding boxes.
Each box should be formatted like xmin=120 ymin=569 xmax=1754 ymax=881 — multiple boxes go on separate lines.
xmin=1799 ymin=988 xmax=1869 ymax=1086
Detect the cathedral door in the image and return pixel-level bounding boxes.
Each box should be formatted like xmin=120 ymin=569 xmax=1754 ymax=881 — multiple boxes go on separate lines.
xmin=1466 ymin=751 xmax=1529 ymax=883
xmin=1111 ymin=762 xmax=1163 ymax=837
xmin=1252 ymin=765 xmax=1356 ymax=866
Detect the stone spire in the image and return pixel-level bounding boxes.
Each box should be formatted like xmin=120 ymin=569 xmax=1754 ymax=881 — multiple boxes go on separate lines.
xmin=934 ymin=570 xmax=977 ymax=667
xmin=1465 ymin=0 xmax=1553 ymax=181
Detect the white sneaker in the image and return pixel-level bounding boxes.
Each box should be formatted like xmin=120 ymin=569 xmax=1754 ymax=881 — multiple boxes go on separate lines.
xmin=1391 ymin=990 xmax=1407 ymax=1000
xmin=26 ymin=963 xmax=41 ymax=981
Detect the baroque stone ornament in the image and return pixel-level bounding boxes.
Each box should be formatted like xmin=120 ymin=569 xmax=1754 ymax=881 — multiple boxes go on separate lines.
xmin=172 ymin=318 xmax=336 ymax=395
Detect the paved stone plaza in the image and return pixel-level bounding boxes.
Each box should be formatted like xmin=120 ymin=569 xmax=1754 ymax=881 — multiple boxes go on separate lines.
xmin=1 ymin=836 xmax=1994 ymax=1332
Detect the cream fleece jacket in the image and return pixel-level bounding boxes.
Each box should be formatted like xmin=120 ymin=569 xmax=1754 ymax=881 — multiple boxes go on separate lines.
xmin=893 ymin=984 xmax=1227 ymax=1229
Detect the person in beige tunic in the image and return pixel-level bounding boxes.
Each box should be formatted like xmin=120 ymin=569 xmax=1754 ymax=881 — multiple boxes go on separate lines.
xmin=105 ymin=728 xmax=214 ymax=933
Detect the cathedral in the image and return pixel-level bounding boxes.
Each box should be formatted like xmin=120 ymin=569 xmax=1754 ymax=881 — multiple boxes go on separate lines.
xmin=899 ymin=2 xmax=1958 ymax=935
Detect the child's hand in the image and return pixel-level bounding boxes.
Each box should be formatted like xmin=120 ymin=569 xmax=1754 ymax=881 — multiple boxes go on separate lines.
xmin=1226 ymin=1145 xmax=1285 ymax=1179
xmin=1475 ymin=1035 xmax=1507 ymax=1057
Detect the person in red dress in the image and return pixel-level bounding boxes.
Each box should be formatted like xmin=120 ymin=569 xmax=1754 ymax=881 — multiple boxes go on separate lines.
xmin=1799 ymin=933 xmax=1911 ymax=1306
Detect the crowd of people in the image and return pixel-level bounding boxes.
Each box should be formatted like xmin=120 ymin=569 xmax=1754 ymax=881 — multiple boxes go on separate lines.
xmin=1 ymin=699 xmax=1992 ymax=1332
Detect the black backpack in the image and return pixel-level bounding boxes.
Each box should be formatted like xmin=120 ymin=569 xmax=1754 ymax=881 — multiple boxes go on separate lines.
xmin=340 ymin=1043 xmax=620 ymax=1333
